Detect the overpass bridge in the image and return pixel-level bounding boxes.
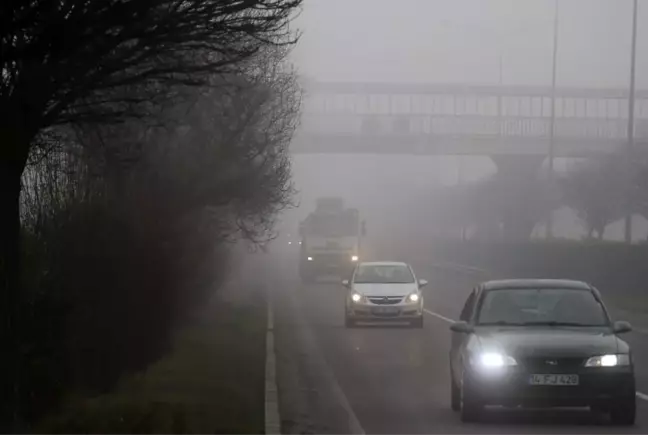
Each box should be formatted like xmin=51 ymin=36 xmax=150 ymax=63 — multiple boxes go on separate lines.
xmin=293 ymin=81 xmax=648 ymax=158
xmin=292 ymin=81 xmax=648 ymax=241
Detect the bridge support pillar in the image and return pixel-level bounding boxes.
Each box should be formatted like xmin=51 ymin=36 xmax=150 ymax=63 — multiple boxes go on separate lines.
xmin=490 ymin=155 xmax=547 ymax=242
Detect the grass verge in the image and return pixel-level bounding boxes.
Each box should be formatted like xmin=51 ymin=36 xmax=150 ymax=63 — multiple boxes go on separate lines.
xmin=35 ymin=293 xmax=267 ymax=434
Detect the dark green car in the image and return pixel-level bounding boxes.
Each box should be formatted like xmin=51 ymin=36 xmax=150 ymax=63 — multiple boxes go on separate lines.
xmin=449 ymin=279 xmax=635 ymax=425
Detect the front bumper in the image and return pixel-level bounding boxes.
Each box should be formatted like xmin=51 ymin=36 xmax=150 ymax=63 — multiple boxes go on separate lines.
xmin=465 ymin=365 xmax=635 ymax=408
xmin=347 ymin=300 xmax=423 ymax=321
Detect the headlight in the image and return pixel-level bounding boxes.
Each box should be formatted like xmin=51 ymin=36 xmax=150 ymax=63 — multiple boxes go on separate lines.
xmin=351 ymin=255 xmax=359 ymax=262
xmin=408 ymin=293 xmax=420 ymax=302
xmin=307 ymin=256 xmax=313 ymax=261
xmin=351 ymin=293 xmax=362 ymax=303
xmin=584 ymin=354 xmax=631 ymax=367
xmin=473 ymin=352 xmax=517 ymax=368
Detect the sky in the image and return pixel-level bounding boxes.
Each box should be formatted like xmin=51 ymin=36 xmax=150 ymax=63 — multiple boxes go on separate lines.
xmin=290 ymin=0 xmax=646 ymax=88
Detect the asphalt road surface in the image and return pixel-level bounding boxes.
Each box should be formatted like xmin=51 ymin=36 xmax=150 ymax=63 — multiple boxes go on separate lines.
xmin=271 ymin=256 xmax=648 ymax=434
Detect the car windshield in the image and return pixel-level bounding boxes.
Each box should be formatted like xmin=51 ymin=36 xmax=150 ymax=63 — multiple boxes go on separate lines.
xmin=354 ymin=265 xmax=414 ymax=284
xmin=477 ymin=288 xmax=609 ymax=327
xmin=304 ymin=213 xmax=358 ymax=237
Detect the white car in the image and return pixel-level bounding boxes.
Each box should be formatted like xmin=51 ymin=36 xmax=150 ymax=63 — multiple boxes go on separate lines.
xmin=343 ymin=261 xmax=428 ymax=328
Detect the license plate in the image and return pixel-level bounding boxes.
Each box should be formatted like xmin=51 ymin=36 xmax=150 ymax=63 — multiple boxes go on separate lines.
xmin=373 ymin=307 xmax=398 ymax=314
xmin=529 ymin=374 xmax=579 ymax=386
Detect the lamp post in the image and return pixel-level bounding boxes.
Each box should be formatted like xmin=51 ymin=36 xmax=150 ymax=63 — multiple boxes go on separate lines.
xmin=546 ymin=0 xmax=560 ymax=239
xmin=624 ymin=0 xmax=639 ymax=244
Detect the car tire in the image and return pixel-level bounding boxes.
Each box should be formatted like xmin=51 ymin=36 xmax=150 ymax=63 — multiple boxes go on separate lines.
xmin=460 ymin=371 xmax=482 ymax=423
xmin=610 ymin=395 xmax=636 ymax=426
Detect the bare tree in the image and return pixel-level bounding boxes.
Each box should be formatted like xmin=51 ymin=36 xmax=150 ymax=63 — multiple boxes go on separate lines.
xmin=15 ymin=41 xmax=301 ymax=427
xmin=437 ymin=174 xmax=555 ymax=242
xmin=561 ymin=156 xmax=627 ymax=240
xmin=1 ymin=0 xmax=302 ymax=429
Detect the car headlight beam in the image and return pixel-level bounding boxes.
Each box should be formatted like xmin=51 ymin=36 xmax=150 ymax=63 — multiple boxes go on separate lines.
xmin=408 ymin=293 xmax=420 ymax=302
xmin=351 ymin=255 xmax=359 ymax=262
xmin=351 ymin=293 xmax=362 ymax=303
xmin=307 ymin=256 xmax=313 ymax=261
xmin=584 ymin=354 xmax=630 ymax=367
xmin=474 ymin=352 xmax=517 ymax=368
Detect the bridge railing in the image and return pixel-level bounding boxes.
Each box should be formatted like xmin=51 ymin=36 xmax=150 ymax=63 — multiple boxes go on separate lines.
xmin=298 ymin=114 xmax=648 ymax=142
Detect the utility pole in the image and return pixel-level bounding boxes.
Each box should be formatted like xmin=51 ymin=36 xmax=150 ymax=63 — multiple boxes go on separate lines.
xmin=625 ymin=0 xmax=639 ymax=244
xmin=546 ymin=0 xmax=560 ymax=239
xmin=499 ymin=55 xmax=504 ymax=86
xmin=457 ymin=156 xmax=467 ymax=241
xmin=497 ymin=55 xmax=503 ymax=135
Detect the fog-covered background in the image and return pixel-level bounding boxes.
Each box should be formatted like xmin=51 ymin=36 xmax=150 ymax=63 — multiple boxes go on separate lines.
xmin=284 ymin=0 xmax=648 ymax=242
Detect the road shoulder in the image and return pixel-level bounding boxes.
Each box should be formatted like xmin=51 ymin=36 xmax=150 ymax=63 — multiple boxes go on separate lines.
xmin=35 ymin=277 xmax=267 ymax=433
xmin=271 ymin=277 xmax=364 ymax=434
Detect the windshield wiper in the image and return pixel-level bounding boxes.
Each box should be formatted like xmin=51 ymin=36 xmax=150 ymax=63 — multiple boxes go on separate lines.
xmin=520 ymin=321 xmax=601 ymax=327
xmin=478 ymin=321 xmax=526 ymax=326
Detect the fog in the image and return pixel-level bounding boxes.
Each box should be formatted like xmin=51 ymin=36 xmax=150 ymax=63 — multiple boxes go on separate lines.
xmin=292 ymin=0 xmax=646 ymax=87
xmin=282 ymin=0 xmax=648 ymax=242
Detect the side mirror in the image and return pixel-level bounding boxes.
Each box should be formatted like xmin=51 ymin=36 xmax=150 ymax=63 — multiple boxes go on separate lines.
xmin=418 ymin=279 xmax=428 ymax=288
xmin=613 ymin=320 xmax=632 ymax=334
xmin=342 ymin=279 xmax=350 ymax=288
xmin=450 ymin=321 xmax=473 ymax=334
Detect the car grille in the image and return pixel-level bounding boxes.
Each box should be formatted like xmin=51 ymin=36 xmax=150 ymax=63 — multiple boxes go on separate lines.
xmin=311 ymin=253 xmax=345 ymax=262
xmin=367 ymin=296 xmax=404 ymax=305
xmin=520 ymin=357 xmax=586 ymax=371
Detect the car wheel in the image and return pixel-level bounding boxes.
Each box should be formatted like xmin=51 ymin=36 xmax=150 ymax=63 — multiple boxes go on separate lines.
xmin=411 ymin=316 xmax=424 ymax=328
xmin=610 ymin=395 xmax=636 ymax=426
xmin=460 ymin=370 xmax=482 ymax=422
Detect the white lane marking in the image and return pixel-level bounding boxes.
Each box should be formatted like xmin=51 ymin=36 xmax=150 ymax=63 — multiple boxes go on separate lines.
xmin=430 ymin=262 xmax=490 ymax=275
xmin=423 ymin=308 xmax=454 ymax=324
xmin=422 ymin=308 xmax=648 ymax=402
xmin=631 ymin=326 xmax=648 ymax=336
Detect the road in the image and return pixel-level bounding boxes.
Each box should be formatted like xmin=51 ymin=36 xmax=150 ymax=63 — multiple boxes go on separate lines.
xmin=270 ymin=256 xmax=648 ymax=434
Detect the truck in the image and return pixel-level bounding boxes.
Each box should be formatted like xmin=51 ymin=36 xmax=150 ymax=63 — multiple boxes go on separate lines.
xmin=298 ymin=197 xmax=366 ymax=283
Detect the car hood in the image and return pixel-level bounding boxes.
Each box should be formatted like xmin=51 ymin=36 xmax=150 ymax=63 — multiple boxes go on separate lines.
xmin=352 ymin=283 xmax=418 ymax=297
xmin=475 ymin=327 xmax=620 ymax=357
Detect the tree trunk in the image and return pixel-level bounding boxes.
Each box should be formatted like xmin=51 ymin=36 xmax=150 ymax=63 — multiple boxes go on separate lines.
xmin=0 ymin=153 xmax=27 ymax=432
xmin=597 ymin=227 xmax=605 ymax=240
xmin=587 ymin=226 xmax=594 ymax=239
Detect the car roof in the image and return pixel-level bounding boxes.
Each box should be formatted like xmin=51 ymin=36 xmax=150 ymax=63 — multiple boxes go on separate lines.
xmin=359 ymin=261 xmax=409 ymax=267
xmin=481 ymin=279 xmax=592 ymax=291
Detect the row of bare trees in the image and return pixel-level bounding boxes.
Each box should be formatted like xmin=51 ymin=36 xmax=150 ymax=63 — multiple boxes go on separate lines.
xmin=431 ymin=152 xmax=648 ymax=242
xmin=1 ymin=0 xmax=302 ymax=430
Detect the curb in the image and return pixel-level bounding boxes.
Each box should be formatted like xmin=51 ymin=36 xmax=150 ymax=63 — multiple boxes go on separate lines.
xmin=265 ymin=296 xmax=281 ymax=434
